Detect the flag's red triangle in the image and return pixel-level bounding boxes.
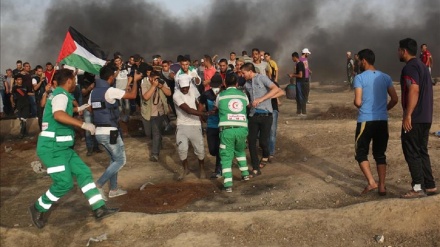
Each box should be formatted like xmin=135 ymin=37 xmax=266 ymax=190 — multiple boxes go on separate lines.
xmin=57 ymin=31 xmax=77 ymax=62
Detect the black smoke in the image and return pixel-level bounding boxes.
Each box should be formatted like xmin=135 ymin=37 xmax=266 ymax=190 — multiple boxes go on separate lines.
xmin=29 ymin=0 xmax=440 ymax=81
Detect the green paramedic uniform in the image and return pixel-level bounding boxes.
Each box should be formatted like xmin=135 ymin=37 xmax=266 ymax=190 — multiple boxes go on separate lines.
xmin=217 ymin=87 xmax=250 ymax=188
xmin=34 ymin=87 xmax=105 ymax=212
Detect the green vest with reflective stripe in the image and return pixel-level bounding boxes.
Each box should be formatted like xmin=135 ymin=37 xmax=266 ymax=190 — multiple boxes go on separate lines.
xmin=37 ymin=87 xmax=75 ymax=153
xmin=218 ymin=87 xmax=248 ymax=127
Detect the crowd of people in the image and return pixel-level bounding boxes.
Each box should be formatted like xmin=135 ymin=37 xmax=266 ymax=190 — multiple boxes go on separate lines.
xmin=1 ymin=40 xmax=436 ymax=229
xmin=17 ymin=48 xmax=290 ymax=228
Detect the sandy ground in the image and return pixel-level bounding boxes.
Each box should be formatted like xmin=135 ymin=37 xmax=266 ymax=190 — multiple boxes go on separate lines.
xmin=1 ymin=82 xmax=439 ymax=247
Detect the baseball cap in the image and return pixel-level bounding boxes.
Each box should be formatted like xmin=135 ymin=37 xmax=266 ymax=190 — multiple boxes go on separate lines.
xmin=302 ymin=48 xmax=311 ymax=54
xmin=178 ymin=74 xmax=192 ymax=88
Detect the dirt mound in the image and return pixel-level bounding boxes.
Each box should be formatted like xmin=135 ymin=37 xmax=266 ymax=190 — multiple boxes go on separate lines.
xmin=116 ymin=181 xmax=218 ymax=213
xmin=315 ymin=105 xmax=358 ymax=120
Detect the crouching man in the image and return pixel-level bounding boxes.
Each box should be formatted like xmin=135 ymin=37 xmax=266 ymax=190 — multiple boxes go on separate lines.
xmin=173 ymin=74 xmax=209 ymax=180
xmin=216 ymin=74 xmax=250 ymax=192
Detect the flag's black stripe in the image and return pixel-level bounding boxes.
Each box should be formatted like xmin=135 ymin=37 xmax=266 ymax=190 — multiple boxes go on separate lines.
xmin=69 ymin=26 xmax=107 ymax=60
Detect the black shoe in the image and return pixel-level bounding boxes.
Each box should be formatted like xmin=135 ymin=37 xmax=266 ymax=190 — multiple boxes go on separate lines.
xmin=93 ymin=205 xmax=119 ymax=220
xmin=28 ymin=205 xmax=45 ymax=229
xmin=86 ymin=148 xmax=93 ymax=156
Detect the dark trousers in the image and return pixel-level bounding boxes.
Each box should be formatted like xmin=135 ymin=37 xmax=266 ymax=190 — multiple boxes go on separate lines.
xmin=355 ymin=121 xmax=388 ymax=164
xmin=3 ymin=93 xmax=13 ymax=115
xmin=248 ymin=115 xmax=272 ymax=171
xmin=295 ymin=82 xmax=307 ymax=114
xmin=36 ymin=101 xmax=44 ymax=130
xmin=401 ymin=123 xmax=436 ymax=189
xmin=304 ymin=79 xmax=310 ymax=103
xmin=206 ymin=127 xmax=221 ymax=171
xmin=142 ymin=115 xmax=165 ymax=156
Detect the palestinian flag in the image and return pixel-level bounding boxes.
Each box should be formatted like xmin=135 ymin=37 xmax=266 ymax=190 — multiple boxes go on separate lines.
xmin=57 ymin=26 xmax=107 ymax=75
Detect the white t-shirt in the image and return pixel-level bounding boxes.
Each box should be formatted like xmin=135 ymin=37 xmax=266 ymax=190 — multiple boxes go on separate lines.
xmin=173 ymin=85 xmax=201 ymax=126
xmin=88 ymin=87 xmax=126 ymax=135
xmin=174 ymin=69 xmax=201 ymax=90
xmin=115 ymin=69 xmax=129 ymax=90
xmin=51 ymin=94 xmax=69 ymax=113
xmin=41 ymin=93 xmax=69 ymax=131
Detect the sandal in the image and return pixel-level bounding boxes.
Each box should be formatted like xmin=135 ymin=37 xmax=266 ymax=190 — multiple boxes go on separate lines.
xmin=259 ymin=159 xmax=268 ymax=169
xmin=249 ymin=169 xmax=262 ymax=178
xmin=378 ymin=187 xmax=387 ymax=196
xmin=400 ymin=190 xmax=427 ymax=199
xmin=360 ymin=185 xmax=378 ymax=195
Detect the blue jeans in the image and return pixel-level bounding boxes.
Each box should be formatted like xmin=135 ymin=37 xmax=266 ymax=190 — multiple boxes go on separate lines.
xmin=95 ymin=134 xmax=126 ymax=190
xmin=269 ymin=110 xmax=279 ymax=156
xmin=83 ymin=109 xmax=99 ymax=150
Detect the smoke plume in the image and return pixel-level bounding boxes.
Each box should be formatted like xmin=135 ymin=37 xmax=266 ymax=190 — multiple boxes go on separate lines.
xmin=3 ymin=0 xmax=439 ymax=81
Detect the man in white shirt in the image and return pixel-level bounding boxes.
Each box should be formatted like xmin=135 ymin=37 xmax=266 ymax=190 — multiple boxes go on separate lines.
xmin=114 ymin=56 xmax=130 ymax=121
xmin=89 ymin=65 xmax=141 ymax=200
xmin=174 ymin=57 xmax=201 ymax=91
xmin=173 ymin=74 xmax=209 ymax=180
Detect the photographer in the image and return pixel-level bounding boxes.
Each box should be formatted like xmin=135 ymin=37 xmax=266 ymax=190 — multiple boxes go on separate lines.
xmin=140 ymin=70 xmax=171 ymax=162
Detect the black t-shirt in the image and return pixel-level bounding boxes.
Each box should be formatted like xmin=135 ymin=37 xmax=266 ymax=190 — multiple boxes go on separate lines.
xmin=12 ymin=85 xmax=30 ymax=105
xmin=400 ymin=58 xmax=433 ymax=123
xmin=21 ymin=73 xmax=33 ymax=93
xmin=295 ymin=61 xmax=306 ymax=83
xmin=33 ymin=76 xmax=48 ymax=101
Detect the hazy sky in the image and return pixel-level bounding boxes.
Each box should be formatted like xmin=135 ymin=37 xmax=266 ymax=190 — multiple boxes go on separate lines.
xmin=0 ymin=0 xmax=209 ymax=69
xmin=1 ymin=0 xmax=438 ymax=81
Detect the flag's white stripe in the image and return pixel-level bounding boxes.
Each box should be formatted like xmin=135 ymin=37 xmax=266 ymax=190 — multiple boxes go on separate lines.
xmin=73 ymin=41 xmax=106 ymax=66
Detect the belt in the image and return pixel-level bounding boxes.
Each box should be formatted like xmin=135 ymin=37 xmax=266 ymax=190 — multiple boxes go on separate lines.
xmin=253 ymin=112 xmax=272 ymax=117
xmin=219 ymin=126 xmax=244 ymax=131
xmin=95 ymin=124 xmax=113 ymax=127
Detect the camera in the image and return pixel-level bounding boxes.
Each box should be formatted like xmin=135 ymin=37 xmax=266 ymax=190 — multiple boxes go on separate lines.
xmin=157 ymin=78 xmax=165 ymax=85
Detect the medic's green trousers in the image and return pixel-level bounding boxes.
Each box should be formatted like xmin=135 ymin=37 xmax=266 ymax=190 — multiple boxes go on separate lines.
xmin=34 ymin=149 xmax=105 ymax=212
xmin=219 ymin=127 xmax=249 ymax=188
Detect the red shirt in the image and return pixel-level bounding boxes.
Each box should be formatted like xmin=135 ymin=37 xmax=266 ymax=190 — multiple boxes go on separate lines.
xmin=420 ymin=50 xmax=432 ymax=67
xmin=45 ymin=70 xmax=55 ymax=84
xmin=204 ymin=66 xmax=216 ymax=91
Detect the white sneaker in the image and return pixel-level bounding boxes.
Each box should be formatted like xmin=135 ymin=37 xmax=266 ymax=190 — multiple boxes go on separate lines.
xmin=109 ymin=188 xmax=127 ymax=198
xmin=98 ymin=187 xmax=108 ymax=201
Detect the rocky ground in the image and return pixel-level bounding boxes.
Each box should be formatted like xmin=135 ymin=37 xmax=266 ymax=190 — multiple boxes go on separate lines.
xmin=1 ymin=82 xmax=439 ymax=247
